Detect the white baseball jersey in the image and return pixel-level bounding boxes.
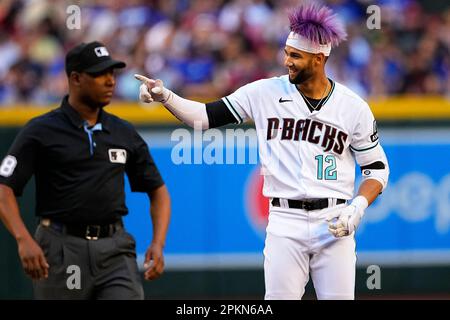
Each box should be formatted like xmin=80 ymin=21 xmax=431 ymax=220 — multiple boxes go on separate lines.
xmin=222 ymin=75 xmax=381 ymax=200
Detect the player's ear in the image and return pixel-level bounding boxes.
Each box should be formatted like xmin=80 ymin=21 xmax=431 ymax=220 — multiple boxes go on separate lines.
xmin=315 ymin=53 xmax=326 ymax=66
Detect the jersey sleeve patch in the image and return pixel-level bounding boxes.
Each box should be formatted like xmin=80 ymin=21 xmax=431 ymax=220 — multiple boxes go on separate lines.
xmin=370 ymin=120 xmax=379 ymax=142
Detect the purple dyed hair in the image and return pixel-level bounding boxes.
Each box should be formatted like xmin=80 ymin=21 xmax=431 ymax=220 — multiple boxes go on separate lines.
xmin=288 ymin=3 xmax=347 ymax=47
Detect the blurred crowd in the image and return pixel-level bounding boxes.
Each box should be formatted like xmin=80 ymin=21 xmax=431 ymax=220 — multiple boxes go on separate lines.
xmin=0 ymin=0 xmax=448 ymax=106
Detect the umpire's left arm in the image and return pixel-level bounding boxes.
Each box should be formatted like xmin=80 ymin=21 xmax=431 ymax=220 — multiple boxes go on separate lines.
xmin=144 ymin=184 xmax=171 ymax=280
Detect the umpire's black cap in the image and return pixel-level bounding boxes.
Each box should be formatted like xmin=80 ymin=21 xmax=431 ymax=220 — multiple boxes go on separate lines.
xmin=65 ymin=41 xmax=126 ymax=76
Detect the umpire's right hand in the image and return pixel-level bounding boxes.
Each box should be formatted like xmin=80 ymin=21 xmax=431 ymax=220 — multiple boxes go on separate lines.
xmin=17 ymin=235 xmax=49 ymax=280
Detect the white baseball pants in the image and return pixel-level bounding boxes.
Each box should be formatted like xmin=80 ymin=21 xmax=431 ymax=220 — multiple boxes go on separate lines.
xmin=263 ymin=203 xmax=356 ymax=300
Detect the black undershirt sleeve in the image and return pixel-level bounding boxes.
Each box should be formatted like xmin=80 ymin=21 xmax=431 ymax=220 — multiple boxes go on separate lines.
xmin=360 ymin=161 xmax=385 ymax=171
xmin=206 ymin=100 xmax=239 ymax=128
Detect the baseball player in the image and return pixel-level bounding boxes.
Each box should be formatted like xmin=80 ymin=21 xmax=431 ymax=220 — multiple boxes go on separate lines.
xmin=136 ymin=3 xmax=389 ymax=300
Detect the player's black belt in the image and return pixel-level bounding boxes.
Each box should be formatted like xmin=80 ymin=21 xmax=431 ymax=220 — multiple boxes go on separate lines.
xmin=271 ymin=198 xmax=346 ymax=211
xmin=40 ymin=218 xmax=123 ymax=240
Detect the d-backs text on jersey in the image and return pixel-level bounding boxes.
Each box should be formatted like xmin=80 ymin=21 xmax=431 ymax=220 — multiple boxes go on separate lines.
xmin=266 ymin=118 xmax=348 ymax=154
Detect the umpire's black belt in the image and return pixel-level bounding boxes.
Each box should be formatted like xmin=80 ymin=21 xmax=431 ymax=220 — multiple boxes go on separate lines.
xmin=40 ymin=218 xmax=123 ymax=240
xmin=271 ymin=198 xmax=346 ymax=211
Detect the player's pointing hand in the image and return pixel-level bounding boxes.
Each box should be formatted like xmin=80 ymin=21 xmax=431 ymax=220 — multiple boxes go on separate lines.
xmin=134 ymin=74 xmax=167 ymax=103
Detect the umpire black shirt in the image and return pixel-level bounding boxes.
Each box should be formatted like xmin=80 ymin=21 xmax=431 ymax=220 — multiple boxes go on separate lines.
xmin=0 ymin=96 xmax=164 ymax=224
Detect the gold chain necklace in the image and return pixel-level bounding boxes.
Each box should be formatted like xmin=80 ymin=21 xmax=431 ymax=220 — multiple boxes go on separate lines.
xmin=299 ymin=81 xmax=329 ymax=111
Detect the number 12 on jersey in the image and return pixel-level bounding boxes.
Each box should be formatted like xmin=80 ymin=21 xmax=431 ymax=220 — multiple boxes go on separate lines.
xmin=315 ymin=155 xmax=337 ymax=180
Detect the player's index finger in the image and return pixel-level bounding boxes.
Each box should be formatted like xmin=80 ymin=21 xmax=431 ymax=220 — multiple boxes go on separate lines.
xmin=134 ymin=74 xmax=155 ymax=84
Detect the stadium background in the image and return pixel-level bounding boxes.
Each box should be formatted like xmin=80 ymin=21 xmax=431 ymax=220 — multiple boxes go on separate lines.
xmin=0 ymin=0 xmax=449 ymax=299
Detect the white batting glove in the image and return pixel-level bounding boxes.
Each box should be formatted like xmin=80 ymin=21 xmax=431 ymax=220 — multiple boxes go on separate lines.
xmin=326 ymin=196 xmax=368 ymax=238
xmin=134 ymin=74 xmax=170 ymax=103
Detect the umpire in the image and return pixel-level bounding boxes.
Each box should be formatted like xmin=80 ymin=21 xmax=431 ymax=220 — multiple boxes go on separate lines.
xmin=0 ymin=41 xmax=171 ymax=299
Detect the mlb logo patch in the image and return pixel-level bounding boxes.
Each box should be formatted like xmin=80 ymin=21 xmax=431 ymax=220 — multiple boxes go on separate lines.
xmin=94 ymin=46 xmax=109 ymax=57
xmin=109 ymin=149 xmax=127 ymax=164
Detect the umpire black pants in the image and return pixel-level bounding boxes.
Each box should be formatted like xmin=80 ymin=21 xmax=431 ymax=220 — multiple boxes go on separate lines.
xmin=33 ymin=223 xmax=144 ymax=300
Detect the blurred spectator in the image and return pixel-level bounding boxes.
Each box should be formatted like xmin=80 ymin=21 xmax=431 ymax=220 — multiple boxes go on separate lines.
xmin=0 ymin=0 xmax=448 ymax=106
